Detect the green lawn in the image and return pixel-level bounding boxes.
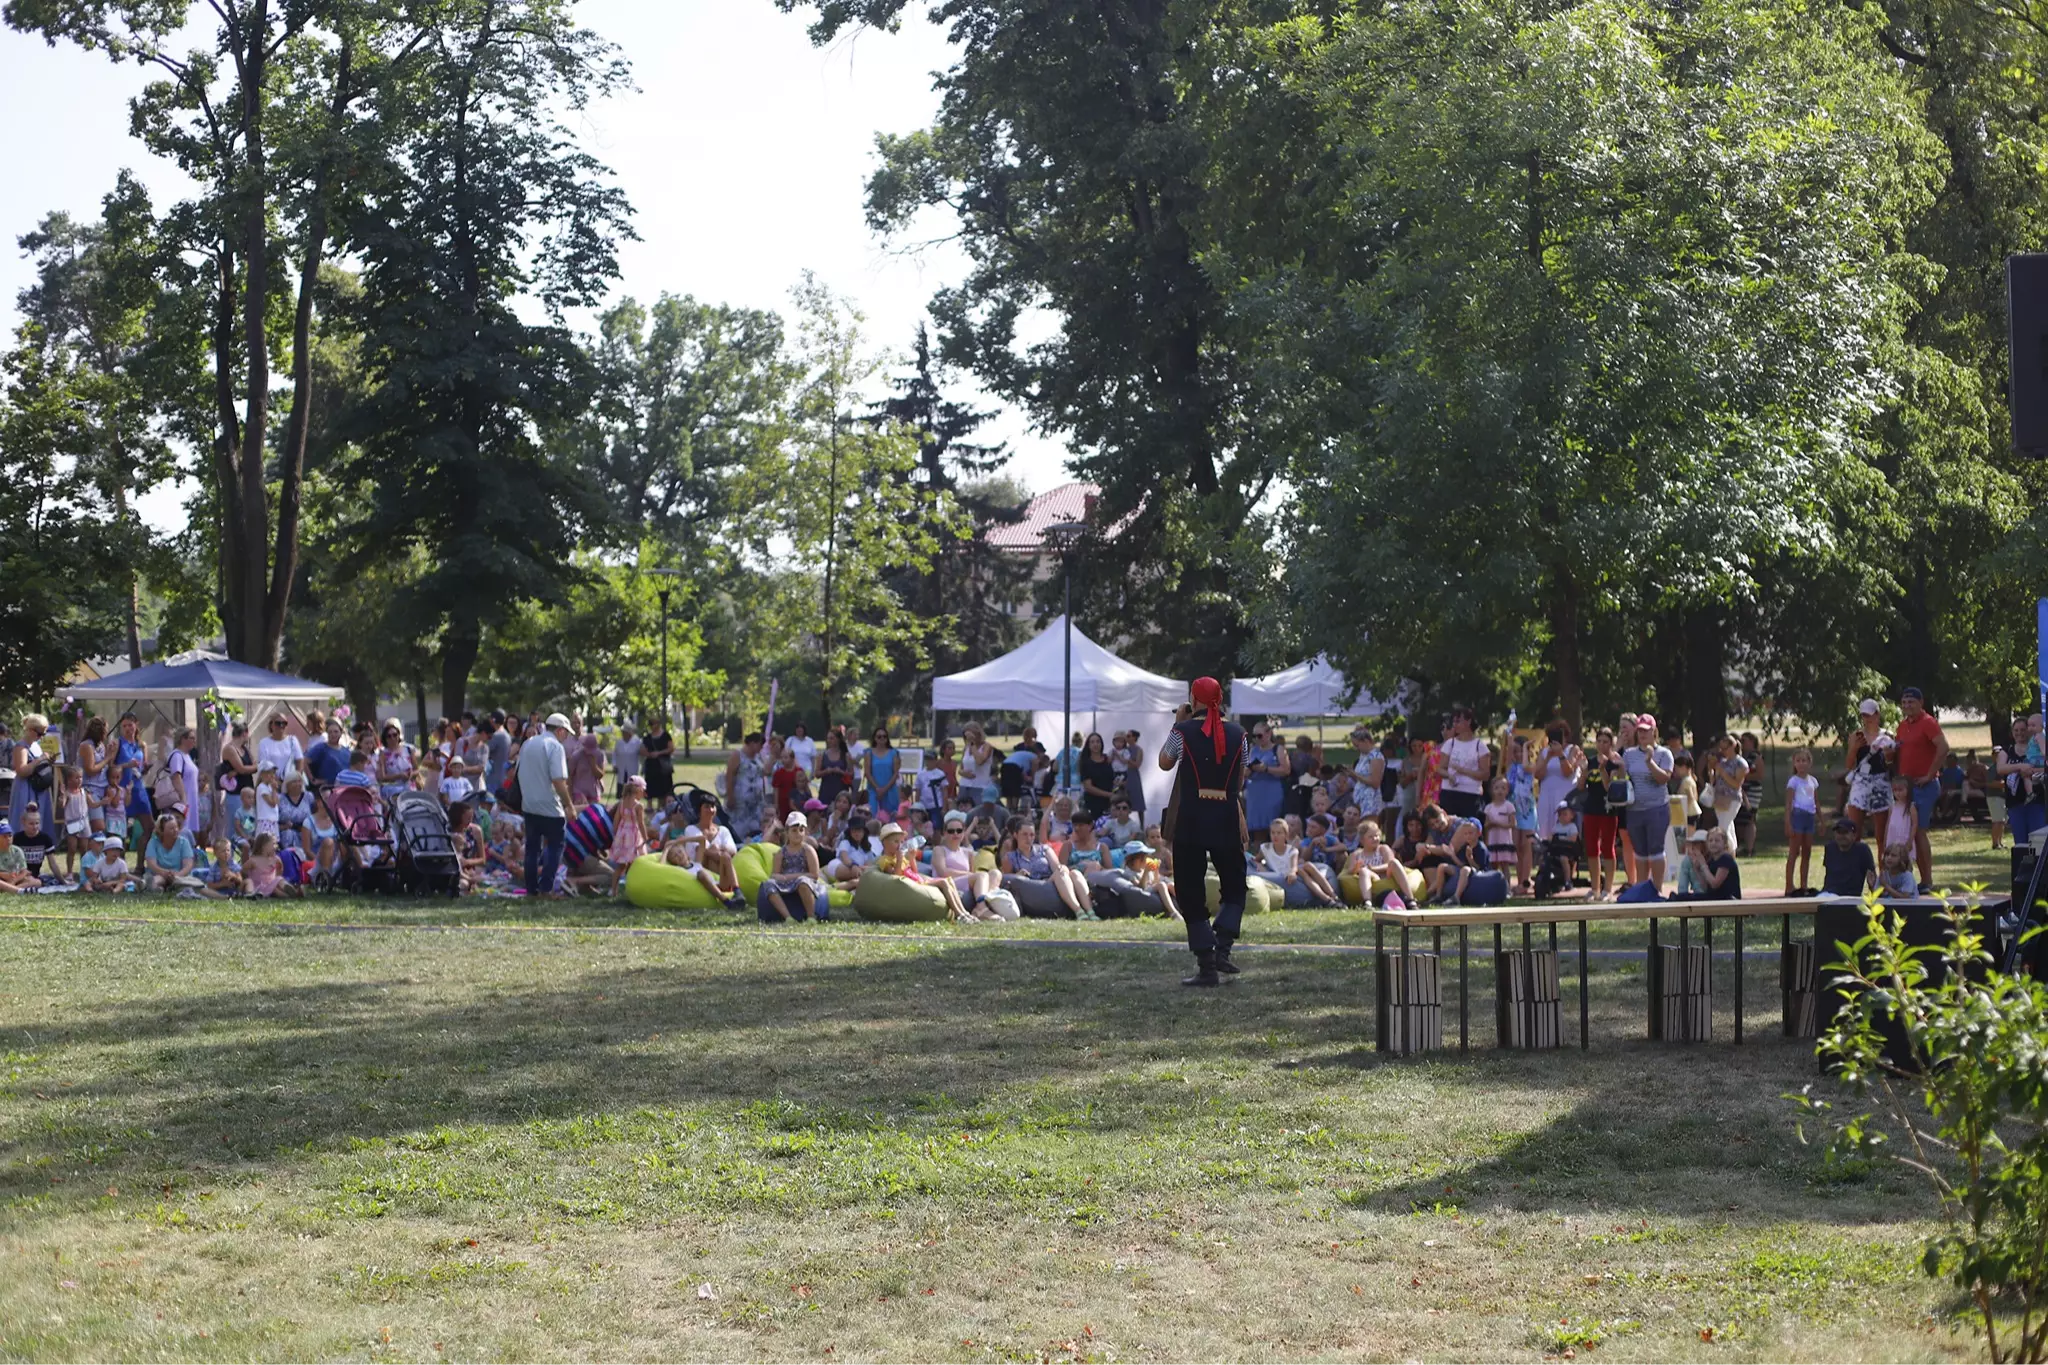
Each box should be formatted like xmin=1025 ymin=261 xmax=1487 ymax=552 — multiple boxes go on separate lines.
xmin=0 ymin=894 xmax=1991 ymax=1361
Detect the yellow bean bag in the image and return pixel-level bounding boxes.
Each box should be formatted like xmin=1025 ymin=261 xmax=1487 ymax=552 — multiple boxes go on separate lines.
xmin=624 ymin=854 xmax=724 ymax=910
xmin=854 ymin=868 xmax=950 ymax=923
xmin=1340 ymin=866 xmax=1420 ymax=905
xmin=1204 ymin=875 xmax=1279 ymax=915
xmin=738 ymin=840 xmax=854 ymax=910
xmin=972 ymin=849 xmax=998 ymax=874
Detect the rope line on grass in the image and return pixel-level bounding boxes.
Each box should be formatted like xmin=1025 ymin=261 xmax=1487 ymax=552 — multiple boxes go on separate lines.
xmin=4 ymin=911 xmax=1774 ymax=959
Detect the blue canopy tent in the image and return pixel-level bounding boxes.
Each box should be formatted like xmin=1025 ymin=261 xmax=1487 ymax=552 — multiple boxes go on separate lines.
xmin=68 ymin=658 xmax=338 ymax=705
xmin=68 ymin=659 xmax=340 ymax=840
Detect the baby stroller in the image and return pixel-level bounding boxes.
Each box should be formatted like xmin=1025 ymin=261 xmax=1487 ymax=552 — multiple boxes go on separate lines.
xmin=1533 ymin=832 xmax=1583 ymax=899
xmin=328 ymin=785 xmax=398 ymax=893
xmin=393 ymin=791 xmax=463 ymax=897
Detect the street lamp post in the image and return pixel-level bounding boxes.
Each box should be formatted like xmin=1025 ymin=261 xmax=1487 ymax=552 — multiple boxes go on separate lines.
xmin=1046 ymin=521 xmax=1087 ymax=796
xmin=647 ymin=568 xmax=686 ymax=748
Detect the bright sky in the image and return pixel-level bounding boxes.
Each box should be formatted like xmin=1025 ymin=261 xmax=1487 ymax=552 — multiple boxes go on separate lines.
xmin=0 ymin=0 xmax=1070 ymax=531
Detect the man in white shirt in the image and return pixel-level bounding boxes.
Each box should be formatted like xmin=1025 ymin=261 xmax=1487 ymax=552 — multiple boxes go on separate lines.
xmin=515 ymin=713 xmax=574 ymax=897
xmin=1438 ymin=707 xmax=1491 ymax=820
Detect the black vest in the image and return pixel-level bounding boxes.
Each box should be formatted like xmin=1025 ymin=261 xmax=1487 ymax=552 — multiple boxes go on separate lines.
xmin=1173 ymin=714 xmax=1246 ymax=840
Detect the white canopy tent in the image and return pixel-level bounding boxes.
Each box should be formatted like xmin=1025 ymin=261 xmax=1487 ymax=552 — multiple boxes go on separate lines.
xmin=1231 ymin=655 xmax=1401 ymax=717
xmin=933 ymin=616 xmax=1186 ymax=814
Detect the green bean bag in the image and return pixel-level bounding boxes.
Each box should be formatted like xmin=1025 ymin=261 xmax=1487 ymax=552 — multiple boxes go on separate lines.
xmin=624 ymin=854 xmax=724 ymax=910
xmin=854 ymin=868 xmax=950 ymax=923
xmin=737 ymin=840 xmax=854 ymax=910
xmin=1204 ymin=875 xmax=1279 ymax=915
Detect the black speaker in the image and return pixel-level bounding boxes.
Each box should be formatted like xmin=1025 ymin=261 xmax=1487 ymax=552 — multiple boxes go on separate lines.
xmin=2006 ymin=254 xmax=2048 ymax=457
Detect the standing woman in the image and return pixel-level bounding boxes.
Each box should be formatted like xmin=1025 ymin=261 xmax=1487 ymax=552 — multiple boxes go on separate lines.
xmin=568 ymin=732 xmax=606 ymax=810
xmin=816 ymin=730 xmax=856 ymax=809
xmin=8 ymin=714 xmax=55 ymax=837
xmin=640 ymin=715 xmax=675 ymax=809
xmin=375 ymin=722 xmax=417 ymax=799
xmin=75 ymin=716 xmax=111 ymax=838
xmin=1121 ymin=730 xmax=1148 ymax=821
xmin=1243 ymin=721 xmax=1285 ymax=837
xmin=862 ymin=728 xmax=901 ymax=818
xmin=1078 ymin=732 xmax=1118 ymax=821
xmin=217 ymin=722 xmax=256 ymax=829
xmin=1534 ymin=723 xmax=1584 ymax=842
xmin=1843 ymin=698 xmax=1895 ymax=838
xmin=1157 ymin=677 xmax=1249 ymax=987
xmin=1285 ymin=735 xmax=1321 ymax=822
xmin=956 ymin=723 xmax=995 ymax=808
xmin=113 ymin=714 xmax=150 ymax=838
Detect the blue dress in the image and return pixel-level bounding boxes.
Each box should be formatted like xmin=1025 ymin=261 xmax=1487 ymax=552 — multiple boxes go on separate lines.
xmin=1244 ymin=743 xmax=1286 ymax=836
xmin=8 ymin=745 xmax=54 ymax=834
xmin=116 ymin=737 xmax=150 ymax=818
xmin=867 ymin=748 xmax=900 ymax=814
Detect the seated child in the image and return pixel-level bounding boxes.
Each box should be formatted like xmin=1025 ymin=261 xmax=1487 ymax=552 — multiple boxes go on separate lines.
xmin=335 ymin=748 xmax=375 ymax=789
xmin=448 ymin=802 xmax=486 ymax=891
xmin=1343 ymin=819 xmax=1417 ymax=904
xmin=197 ymin=838 xmax=241 ymax=898
xmin=1303 ymin=813 xmax=1345 ymax=869
xmin=0 ymin=820 xmax=36 ymax=892
xmin=244 ymin=832 xmax=302 ymax=898
xmin=1878 ymin=843 xmax=1919 ymax=898
xmin=1120 ymin=840 xmax=1181 ymax=920
xmin=876 ymin=821 xmax=971 ymax=920
xmin=15 ymin=807 xmax=57 ymax=884
xmin=487 ymin=808 xmax=525 ymax=880
xmin=80 ymin=833 xmax=135 ymax=893
xmin=307 ymin=798 xmax=341 ymax=882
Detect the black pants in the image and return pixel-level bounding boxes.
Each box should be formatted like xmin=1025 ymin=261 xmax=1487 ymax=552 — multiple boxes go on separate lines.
xmin=524 ymin=813 xmax=565 ymax=896
xmin=1174 ymin=828 xmax=1248 ymax=960
xmin=1439 ymin=789 xmax=1483 ymax=820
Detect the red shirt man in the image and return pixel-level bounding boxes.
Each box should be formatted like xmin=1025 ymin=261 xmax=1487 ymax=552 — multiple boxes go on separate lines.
xmin=1893 ymin=689 xmax=1946 ymax=782
xmin=1892 ymin=686 xmax=1949 ymax=892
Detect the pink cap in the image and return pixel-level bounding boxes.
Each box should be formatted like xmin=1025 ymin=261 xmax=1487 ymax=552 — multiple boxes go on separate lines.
xmin=1634 ymin=713 xmax=1657 ymax=734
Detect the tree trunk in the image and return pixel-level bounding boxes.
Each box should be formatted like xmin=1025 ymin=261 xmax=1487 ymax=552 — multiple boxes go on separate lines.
xmin=820 ymin=413 xmax=841 ymax=733
xmin=262 ymin=37 xmax=353 ymax=667
xmin=211 ymin=245 xmax=247 ymax=657
xmin=440 ymin=612 xmax=481 ymax=723
xmin=233 ymin=0 xmax=276 ymax=664
xmin=343 ymin=680 xmax=380 ymax=735
xmin=112 ymin=483 xmax=143 ymax=668
xmin=1684 ymin=607 xmax=1727 ymax=753
xmin=414 ymin=680 xmax=430 ymax=746
xmin=1548 ymin=566 xmax=1585 ymax=739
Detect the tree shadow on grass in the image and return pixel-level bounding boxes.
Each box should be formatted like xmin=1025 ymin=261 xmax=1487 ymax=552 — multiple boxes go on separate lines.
xmin=0 ymin=928 xmax=1908 ymax=1229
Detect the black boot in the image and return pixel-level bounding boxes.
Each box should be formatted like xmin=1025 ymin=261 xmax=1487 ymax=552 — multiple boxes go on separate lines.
xmin=1182 ymin=953 xmax=1221 ymax=987
xmin=1214 ymin=947 xmax=1241 ymax=976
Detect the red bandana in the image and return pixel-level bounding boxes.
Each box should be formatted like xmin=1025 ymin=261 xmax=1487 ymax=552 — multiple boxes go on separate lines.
xmin=1191 ymin=677 xmax=1225 ymax=761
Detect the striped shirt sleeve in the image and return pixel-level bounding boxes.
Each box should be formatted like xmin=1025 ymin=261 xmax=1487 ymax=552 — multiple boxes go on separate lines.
xmin=1162 ymin=727 xmax=1249 ymax=771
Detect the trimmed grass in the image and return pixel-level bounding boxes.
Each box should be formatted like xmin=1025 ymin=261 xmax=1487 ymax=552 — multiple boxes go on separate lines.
xmin=0 ymin=909 xmax=1985 ymax=1362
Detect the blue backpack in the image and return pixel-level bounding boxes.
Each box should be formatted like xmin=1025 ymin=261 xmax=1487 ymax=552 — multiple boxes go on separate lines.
xmin=1616 ymin=878 xmax=1664 ymax=904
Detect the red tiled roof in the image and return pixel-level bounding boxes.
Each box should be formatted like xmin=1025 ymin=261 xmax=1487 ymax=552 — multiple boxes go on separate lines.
xmin=988 ymin=481 xmax=1106 ymax=552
